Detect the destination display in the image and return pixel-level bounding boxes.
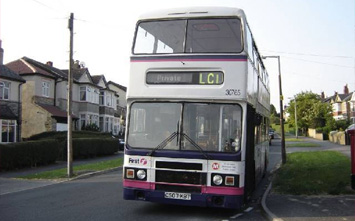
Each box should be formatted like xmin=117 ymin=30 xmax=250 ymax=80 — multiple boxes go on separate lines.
xmin=146 ymin=71 xmax=224 ymax=85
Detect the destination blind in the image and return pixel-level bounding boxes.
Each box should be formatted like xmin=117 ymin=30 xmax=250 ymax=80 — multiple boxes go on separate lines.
xmin=146 ymin=71 xmax=224 ymax=85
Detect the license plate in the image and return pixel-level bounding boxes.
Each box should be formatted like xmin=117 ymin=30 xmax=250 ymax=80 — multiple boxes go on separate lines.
xmin=164 ymin=192 xmax=191 ymax=200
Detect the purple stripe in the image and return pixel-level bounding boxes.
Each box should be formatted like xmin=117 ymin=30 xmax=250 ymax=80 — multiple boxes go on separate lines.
xmin=131 ymin=55 xmax=248 ymax=63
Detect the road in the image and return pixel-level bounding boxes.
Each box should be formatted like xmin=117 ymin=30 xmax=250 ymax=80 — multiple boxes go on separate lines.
xmin=0 ymin=142 xmax=282 ymax=221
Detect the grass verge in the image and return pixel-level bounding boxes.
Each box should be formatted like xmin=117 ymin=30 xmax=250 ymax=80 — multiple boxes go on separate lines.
xmin=273 ymin=151 xmax=355 ymax=195
xmin=285 ymin=138 xmax=304 ymax=142
xmin=286 ymin=142 xmax=321 ymax=147
xmin=19 ymin=157 xmax=123 ymax=180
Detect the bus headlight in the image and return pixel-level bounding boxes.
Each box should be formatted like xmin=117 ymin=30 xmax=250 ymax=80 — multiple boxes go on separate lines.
xmin=137 ymin=170 xmax=146 ymax=180
xmin=213 ymin=175 xmax=223 ymax=185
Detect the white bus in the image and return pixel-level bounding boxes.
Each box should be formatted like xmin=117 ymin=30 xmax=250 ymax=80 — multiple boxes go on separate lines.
xmin=123 ymin=7 xmax=270 ymax=209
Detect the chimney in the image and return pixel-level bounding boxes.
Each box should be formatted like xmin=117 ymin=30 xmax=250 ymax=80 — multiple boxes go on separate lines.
xmin=344 ymin=84 xmax=349 ymax=95
xmin=321 ymin=91 xmax=325 ymax=99
xmin=0 ymin=40 xmax=4 ymax=65
xmin=74 ymin=60 xmax=81 ymax=69
xmin=46 ymin=61 xmax=53 ymax=67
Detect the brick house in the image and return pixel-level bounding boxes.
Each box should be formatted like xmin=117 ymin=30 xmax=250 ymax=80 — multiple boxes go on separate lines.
xmin=0 ymin=41 xmax=26 ymax=142
xmin=107 ymin=80 xmax=127 ymax=134
xmin=6 ymin=57 xmax=126 ymax=138
xmin=322 ymin=85 xmax=354 ymax=122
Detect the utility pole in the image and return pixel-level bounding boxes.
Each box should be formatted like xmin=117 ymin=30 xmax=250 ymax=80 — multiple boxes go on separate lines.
xmin=277 ymin=56 xmax=286 ymax=164
xmin=294 ymin=97 xmax=298 ymax=139
xmin=262 ymin=55 xmax=286 ymax=164
xmin=67 ymin=13 xmax=74 ymax=178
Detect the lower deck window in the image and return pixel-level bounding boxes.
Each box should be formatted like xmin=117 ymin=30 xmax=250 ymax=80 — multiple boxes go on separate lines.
xmin=127 ymin=102 xmax=242 ymax=153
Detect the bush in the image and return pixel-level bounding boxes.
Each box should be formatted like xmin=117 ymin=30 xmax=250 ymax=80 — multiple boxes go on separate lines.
xmin=0 ymin=140 xmax=60 ymax=171
xmin=335 ymin=120 xmax=350 ymax=131
xmin=82 ymin=123 xmax=100 ymax=132
xmin=60 ymin=138 xmax=119 ymax=160
xmin=1 ymin=133 xmax=119 ymax=171
xmin=26 ymin=131 xmax=113 ymax=141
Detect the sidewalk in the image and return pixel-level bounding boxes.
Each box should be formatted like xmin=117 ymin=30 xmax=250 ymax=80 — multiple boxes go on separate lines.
xmin=0 ymin=152 xmax=123 ymax=195
xmin=263 ymin=136 xmax=355 ymax=221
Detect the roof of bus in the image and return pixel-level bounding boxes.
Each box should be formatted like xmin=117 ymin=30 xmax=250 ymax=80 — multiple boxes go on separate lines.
xmin=138 ymin=7 xmax=246 ymax=20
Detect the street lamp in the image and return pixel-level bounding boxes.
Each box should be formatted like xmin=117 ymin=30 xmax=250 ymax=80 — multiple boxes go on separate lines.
xmin=262 ymin=55 xmax=286 ymax=164
xmin=288 ymin=96 xmax=298 ymax=139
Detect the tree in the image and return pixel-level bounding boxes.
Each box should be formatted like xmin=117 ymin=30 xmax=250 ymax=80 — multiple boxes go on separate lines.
xmin=270 ymin=104 xmax=280 ymax=125
xmin=287 ymin=91 xmax=333 ymax=135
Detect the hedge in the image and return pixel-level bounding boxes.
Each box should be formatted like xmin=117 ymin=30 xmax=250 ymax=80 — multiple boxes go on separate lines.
xmin=0 ymin=140 xmax=60 ymax=171
xmin=61 ymin=138 xmax=119 ymax=160
xmin=0 ymin=138 xmax=119 ymax=171
xmin=25 ymin=131 xmax=113 ymax=141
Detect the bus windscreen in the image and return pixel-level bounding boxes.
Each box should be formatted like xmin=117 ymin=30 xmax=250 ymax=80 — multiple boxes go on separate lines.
xmin=134 ymin=18 xmax=242 ymax=54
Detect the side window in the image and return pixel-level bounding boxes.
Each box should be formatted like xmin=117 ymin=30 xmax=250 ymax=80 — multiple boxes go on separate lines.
xmin=134 ymin=26 xmax=155 ymax=54
xmin=253 ymin=46 xmax=258 ymax=69
xmin=246 ymin=25 xmax=254 ymax=63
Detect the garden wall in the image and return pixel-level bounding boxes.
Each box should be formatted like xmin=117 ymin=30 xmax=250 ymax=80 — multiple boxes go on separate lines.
xmin=308 ymin=128 xmax=324 ymax=140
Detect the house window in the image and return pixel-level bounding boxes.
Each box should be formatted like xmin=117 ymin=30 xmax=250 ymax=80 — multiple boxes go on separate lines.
xmin=351 ymin=102 xmax=355 ymax=112
xmin=1 ymin=120 xmax=17 ymax=143
xmin=80 ymin=86 xmax=86 ymax=101
xmin=106 ymin=93 xmax=112 ymax=107
xmin=87 ymin=87 xmax=92 ymax=102
xmin=105 ymin=117 xmax=109 ymax=132
xmin=0 ymin=81 xmax=10 ymax=100
xmin=94 ymin=89 xmax=99 ymax=104
xmin=116 ymin=98 xmax=120 ymax=110
xmin=100 ymin=91 xmax=105 ymax=105
xmin=99 ymin=116 xmax=104 ymax=132
xmin=42 ymin=81 xmax=50 ymax=97
xmin=80 ymin=86 xmax=99 ymax=104
xmin=80 ymin=114 xmax=86 ymax=129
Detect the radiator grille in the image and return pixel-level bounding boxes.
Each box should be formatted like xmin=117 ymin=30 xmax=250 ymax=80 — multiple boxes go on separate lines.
xmin=155 ymin=170 xmax=207 ymax=185
xmin=156 ymin=161 xmax=203 ymax=170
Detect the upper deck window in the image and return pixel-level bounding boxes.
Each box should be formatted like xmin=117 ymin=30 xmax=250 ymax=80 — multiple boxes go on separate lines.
xmin=133 ymin=18 xmax=242 ymax=54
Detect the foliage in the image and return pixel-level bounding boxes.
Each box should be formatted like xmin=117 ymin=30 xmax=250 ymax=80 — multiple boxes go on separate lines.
xmin=0 ymin=140 xmax=60 ymax=171
xmin=82 ymin=123 xmax=100 ymax=132
xmin=270 ymin=104 xmax=280 ymax=124
xmin=26 ymin=131 xmax=112 ymax=141
xmin=286 ymin=91 xmax=334 ymax=136
xmin=1 ymin=131 xmax=119 ymax=171
xmin=71 ymin=138 xmax=119 ymax=159
xmin=334 ymin=119 xmax=351 ymax=131
xmin=273 ymin=151 xmax=354 ymax=195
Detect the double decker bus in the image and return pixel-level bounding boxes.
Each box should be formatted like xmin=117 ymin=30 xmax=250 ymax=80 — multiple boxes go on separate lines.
xmin=123 ymin=7 xmax=270 ymax=209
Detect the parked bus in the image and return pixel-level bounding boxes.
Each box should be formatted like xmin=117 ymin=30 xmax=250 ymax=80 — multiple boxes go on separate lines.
xmin=123 ymin=7 xmax=270 ymax=209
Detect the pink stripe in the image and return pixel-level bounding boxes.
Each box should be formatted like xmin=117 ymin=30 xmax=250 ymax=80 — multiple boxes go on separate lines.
xmin=124 ymin=180 xmax=243 ymax=195
xmin=131 ymin=59 xmax=247 ymax=62
xmin=123 ymin=179 xmax=152 ymax=189
xmin=202 ymin=186 xmax=244 ymax=195
xmin=154 ymin=182 xmax=201 ymax=187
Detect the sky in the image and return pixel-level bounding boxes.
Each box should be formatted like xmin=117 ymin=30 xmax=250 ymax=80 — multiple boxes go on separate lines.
xmin=1 ymin=0 xmax=354 ymax=111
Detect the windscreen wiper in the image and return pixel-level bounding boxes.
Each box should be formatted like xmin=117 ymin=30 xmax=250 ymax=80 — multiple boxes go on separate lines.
xmin=147 ymin=132 xmax=178 ymax=156
xmin=181 ymin=133 xmax=212 ymax=160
